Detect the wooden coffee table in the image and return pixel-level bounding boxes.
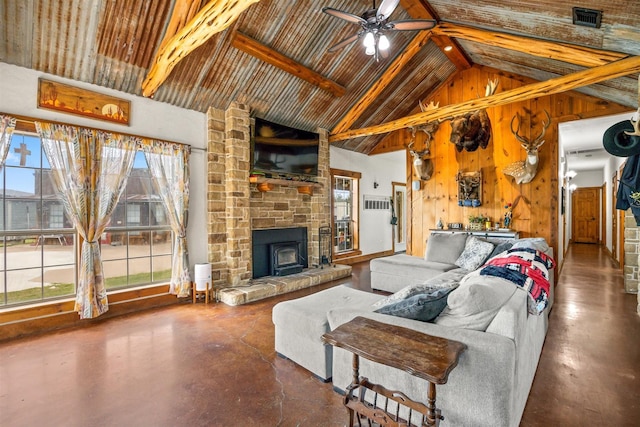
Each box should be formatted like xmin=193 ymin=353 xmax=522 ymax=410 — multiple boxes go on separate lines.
xmin=322 ymin=316 xmax=466 ymax=427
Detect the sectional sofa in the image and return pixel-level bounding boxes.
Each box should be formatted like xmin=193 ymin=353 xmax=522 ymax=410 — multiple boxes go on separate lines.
xmin=272 ymin=232 xmax=555 ymax=427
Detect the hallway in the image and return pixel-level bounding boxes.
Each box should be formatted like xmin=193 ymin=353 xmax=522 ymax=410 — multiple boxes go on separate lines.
xmin=0 ymin=244 xmax=638 ymax=426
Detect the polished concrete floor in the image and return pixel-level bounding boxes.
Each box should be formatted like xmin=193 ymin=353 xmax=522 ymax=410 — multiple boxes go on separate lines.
xmin=0 ymin=244 xmax=639 ymax=426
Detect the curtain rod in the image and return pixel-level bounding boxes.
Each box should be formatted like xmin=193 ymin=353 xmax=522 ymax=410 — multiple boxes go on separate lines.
xmin=3 ymin=112 xmax=199 ymax=150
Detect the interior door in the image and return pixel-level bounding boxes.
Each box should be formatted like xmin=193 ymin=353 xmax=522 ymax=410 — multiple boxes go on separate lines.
xmin=572 ymin=187 xmax=600 ymax=244
xmin=392 ymin=182 xmax=407 ymax=253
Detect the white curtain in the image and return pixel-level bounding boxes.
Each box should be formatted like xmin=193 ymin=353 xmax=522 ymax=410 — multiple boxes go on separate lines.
xmin=36 ymin=122 xmax=138 ymax=318
xmin=0 ymin=114 xmax=17 ymax=166
xmin=143 ymin=140 xmax=191 ymax=297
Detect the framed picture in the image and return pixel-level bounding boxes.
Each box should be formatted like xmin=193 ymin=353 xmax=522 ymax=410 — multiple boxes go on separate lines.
xmin=37 ymin=78 xmax=130 ymax=125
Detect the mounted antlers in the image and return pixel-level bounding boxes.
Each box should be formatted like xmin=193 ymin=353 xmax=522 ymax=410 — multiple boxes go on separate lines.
xmin=503 ymin=109 xmax=551 ymax=184
xmin=406 ymin=101 xmax=440 ymax=181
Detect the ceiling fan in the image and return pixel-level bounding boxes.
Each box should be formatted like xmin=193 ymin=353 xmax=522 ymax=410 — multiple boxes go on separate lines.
xmin=322 ymin=0 xmax=436 ymax=61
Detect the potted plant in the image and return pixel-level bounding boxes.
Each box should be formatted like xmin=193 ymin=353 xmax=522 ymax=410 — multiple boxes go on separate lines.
xmin=468 ymin=214 xmax=489 ymax=231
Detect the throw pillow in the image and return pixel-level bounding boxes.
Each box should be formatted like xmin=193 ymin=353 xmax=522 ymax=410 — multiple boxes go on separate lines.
xmin=371 ymin=270 xmax=468 ymax=309
xmin=512 ymin=238 xmax=550 ymax=252
xmin=371 ymin=283 xmax=435 ymax=309
xmin=455 ymin=236 xmax=495 ymax=270
xmin=425 ymin=233 xmax=469 ymax=264
xmin=487 ymin=241 xmax=514 ymax=260
xmin=375 ymin=284 xmax=459 ymax=322
xmin=434 ymin=271 xmax=517 ymax=331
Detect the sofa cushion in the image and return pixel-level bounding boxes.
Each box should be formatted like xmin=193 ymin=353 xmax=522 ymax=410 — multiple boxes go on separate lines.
xmin=455 ymin=236 xmax=495 ymax=270
xmin=374 ymin=284 xmax=458 ymax=322
xmin=434 ymin=270 xmax=517 ymax=331
xmin=370 ymin=254 xmax=457 ymax=277
xmin=425 ymin=233 xmax=468 ymax=264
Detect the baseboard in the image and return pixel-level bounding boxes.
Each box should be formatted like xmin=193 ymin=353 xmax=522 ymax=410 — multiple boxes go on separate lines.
xmin=0 ymin=284 xmax=184 ymax=342
xmin=333 ymin=250 xmax=394 ymax=266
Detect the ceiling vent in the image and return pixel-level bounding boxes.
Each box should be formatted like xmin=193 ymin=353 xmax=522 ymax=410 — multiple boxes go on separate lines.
xmin=572 ymin=7 xmax=602 ymax=28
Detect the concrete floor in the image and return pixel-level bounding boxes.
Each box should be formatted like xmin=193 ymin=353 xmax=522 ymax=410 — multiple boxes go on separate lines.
xmin=0 ymin=244 xmax=639 ymax=426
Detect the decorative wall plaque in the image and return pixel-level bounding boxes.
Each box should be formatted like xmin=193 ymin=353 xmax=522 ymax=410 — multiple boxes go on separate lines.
xmin=37 ymin=78 xmax=130 ymax=125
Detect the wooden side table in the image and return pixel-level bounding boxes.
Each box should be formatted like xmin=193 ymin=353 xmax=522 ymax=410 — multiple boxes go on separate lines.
xmin=322 ymin=316 xmax=466 ymax=427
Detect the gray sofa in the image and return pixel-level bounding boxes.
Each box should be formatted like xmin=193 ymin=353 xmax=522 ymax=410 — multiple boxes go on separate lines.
xmin=371 ymin=232 xmax=516 ymax=294
xmin=328 ymin=271 xmax=553 ymax=427
xmin=272 ymin=233 xmax=555 ymax=426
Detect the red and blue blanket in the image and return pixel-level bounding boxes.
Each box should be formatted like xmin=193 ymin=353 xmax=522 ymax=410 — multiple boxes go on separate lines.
xmin=479 ymin=247 xmax=556 ymax=315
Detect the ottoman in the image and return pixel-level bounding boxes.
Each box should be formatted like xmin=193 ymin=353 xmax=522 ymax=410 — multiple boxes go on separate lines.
xmin=272 ymin=285 xmax=384 ymax=381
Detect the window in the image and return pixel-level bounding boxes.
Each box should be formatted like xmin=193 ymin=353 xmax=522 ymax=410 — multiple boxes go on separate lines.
xmin=101 ymin=152 xmax=172 ymax=289
xmin=0 ymin=132 xmax=76 ymax=306
xmin=331 ymin=168 xmax=361 ymax=258
xmin=0 ymin=133 xmax=174 ymax=308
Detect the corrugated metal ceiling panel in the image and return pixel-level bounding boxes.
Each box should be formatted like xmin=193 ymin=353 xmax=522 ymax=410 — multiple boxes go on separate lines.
xmin=1 ymin=0 xmax=638 ymax=154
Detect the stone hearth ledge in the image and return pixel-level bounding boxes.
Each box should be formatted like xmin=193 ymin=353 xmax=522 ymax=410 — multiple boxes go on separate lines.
xmin=216 ymin=265 xmax=352 ymax=306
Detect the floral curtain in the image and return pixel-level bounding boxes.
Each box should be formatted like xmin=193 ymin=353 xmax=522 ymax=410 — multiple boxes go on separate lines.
xmin=142 ymin=140 xmax=191 ymax=297
xmin=35 ymin=122 xmax=138 ymax=319
xmin=0 ymin=114 xmax=17 ymax=166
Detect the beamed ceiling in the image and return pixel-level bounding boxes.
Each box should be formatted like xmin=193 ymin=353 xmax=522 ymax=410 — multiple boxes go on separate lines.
xmin=1 ymin=0 xmax=639 ymax=154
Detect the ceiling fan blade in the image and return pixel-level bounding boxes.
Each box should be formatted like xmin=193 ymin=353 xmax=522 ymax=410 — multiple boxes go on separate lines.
xmin=376 ymin=0 xmax=400 ymax=21
xmin=386 ymin=19 xmax=437 ymax=31
xmin=327 ymin=33 xmax=360 ymax=53
xmin=322 ymin=7 xmax=367 ymax=25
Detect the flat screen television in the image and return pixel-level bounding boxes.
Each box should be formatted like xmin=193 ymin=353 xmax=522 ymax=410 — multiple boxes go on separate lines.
xmin=251 ymin=117 xmax=319 ymax=177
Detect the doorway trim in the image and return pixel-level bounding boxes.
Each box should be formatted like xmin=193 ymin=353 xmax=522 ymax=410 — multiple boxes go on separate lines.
xmin=392 ymin=181 xmax=407 ymax=253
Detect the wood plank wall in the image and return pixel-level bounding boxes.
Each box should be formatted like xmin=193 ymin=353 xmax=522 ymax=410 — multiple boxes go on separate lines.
xmin=371 ymin=65 xmax=629 ymax=259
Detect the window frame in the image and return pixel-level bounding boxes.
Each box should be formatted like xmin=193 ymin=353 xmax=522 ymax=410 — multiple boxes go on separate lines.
xmin=330 ymin=168 xmax=361 ymax=260
xmin=0 ymin=127 xmax=174 ymax=309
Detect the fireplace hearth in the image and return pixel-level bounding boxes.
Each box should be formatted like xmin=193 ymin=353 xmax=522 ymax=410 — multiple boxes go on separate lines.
xmin=252 ymin=227 xmax=308 ymax=279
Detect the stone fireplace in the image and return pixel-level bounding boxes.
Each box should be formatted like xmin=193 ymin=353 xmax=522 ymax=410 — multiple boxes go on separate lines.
xmin=206 ymin=103 xmax=332 ymax=290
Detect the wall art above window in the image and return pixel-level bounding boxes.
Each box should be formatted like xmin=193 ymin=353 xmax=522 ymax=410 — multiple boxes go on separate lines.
xmin=37 ymin=78 xmax=130 ymax=126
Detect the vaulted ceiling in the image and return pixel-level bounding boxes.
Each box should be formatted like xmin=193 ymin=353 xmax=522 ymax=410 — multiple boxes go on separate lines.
xmin=1 ymin=0 xmax=639 ymax=154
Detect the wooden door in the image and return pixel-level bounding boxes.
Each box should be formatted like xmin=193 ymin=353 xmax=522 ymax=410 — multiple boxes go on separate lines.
xmin=572 ymin=187 xmax=600 ymax=244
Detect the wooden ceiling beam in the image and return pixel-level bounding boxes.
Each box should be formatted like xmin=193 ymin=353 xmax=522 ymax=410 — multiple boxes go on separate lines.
xmin=400 ymin=0 xmax=472 ymax=70
xmin=230 ymin=31 xmax=346 ymax=97
xmin=331 ymin=30 xmax=433 ymax=135
xmin=433 ymin=22 xmax=628 ymax=68
xmin=329 ymin=55 xmax=640 ymax=142
xmin=156 ymin=0 xmax=204 ymax=55
xmin=142 ymin=0 xmax=260 ymax=98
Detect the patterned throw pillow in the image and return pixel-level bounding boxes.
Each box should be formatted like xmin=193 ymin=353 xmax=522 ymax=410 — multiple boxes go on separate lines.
xmin=455 ymin=236 xmax=495 ymax=271
xmin=374 ymin=284 xmax=459 ymax=322
xmin=371 ymin=283 xmax=435 ymax=309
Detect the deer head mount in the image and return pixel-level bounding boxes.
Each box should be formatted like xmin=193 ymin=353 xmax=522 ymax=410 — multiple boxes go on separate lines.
xmin=503 ymin=109 xmax=551 ymax=184
xmin=449 ymin=79 xmax=499 ymax=152
xmin=406 ymin=101 xmax=440 ymax=181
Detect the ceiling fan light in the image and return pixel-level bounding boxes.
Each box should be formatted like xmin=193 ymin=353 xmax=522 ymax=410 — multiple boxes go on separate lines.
xmin=363 ymin=32 xmax=375 ymax=48
xmin=365 ymin=45 xmax=375 ymax=55
xmin=378 ymin=34 xmax=390 ymax=50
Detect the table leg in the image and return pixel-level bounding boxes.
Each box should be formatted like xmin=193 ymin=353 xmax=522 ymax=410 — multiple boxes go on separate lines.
xmin=426 ymin=381 xmax=437 ymax=427
xmin=346 ymin=353 xmax=359 ymax=427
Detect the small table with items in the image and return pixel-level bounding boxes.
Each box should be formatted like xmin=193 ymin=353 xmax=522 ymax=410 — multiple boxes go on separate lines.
xmin=322 ymin=316 xmax=466 ymax=427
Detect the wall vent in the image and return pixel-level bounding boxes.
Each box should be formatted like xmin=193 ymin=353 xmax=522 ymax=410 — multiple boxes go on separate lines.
xmin=572 ymin=7 xmax=602 ymax=28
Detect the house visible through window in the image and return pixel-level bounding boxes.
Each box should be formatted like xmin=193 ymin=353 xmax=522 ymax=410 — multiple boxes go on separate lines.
xmin=0 ymin=132 xmax=76 ymax=306
xmin=331 ymin=168 xmax=361 ymax=258
xmin=0 ymin=132 xmax=173 ymax=308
